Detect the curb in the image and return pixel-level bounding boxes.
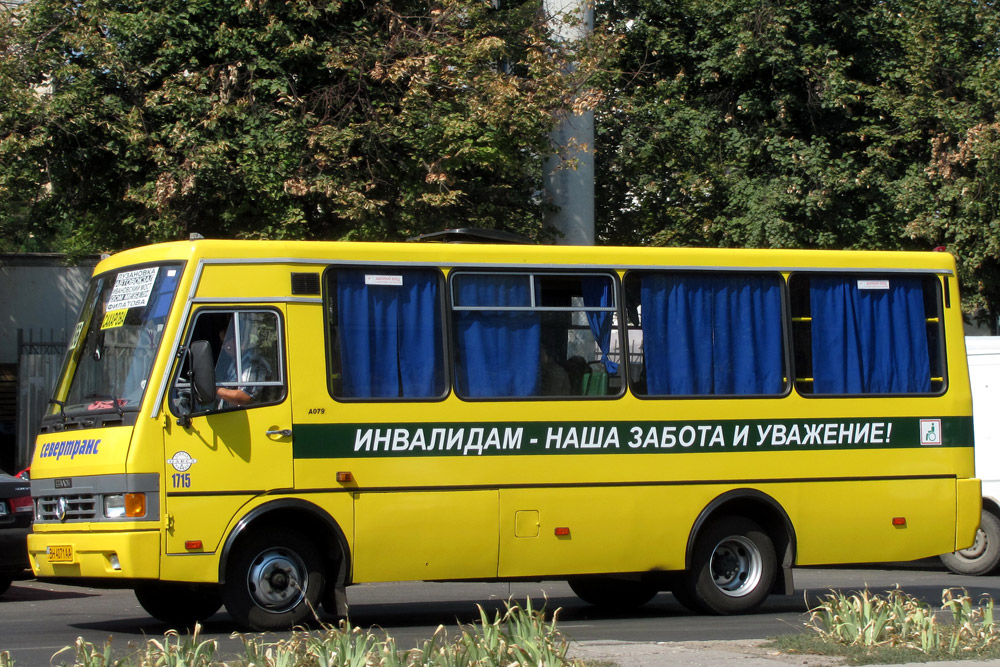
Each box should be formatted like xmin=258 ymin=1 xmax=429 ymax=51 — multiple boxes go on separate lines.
xmin=568 ymin=639 xmax=1000 ymax=667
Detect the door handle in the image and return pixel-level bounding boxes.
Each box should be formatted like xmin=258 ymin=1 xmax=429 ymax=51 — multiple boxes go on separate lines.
xmin=266 ymin=429 xmax=292 ymax=437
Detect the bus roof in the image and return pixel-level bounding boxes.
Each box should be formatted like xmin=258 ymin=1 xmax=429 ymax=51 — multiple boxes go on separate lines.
xmin=92 ymin=239 xmax=958 ymax=277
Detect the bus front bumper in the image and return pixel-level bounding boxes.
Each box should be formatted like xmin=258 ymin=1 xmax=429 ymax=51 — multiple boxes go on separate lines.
xmin=27 ymin=530 xmax=160 ymax=579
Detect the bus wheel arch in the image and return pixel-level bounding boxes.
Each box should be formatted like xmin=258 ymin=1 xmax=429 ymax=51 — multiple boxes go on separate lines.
xmin=219 ymin=499 xmax=350 ymax=628
xmin=679 ymin=490 xmax=795 ymax=614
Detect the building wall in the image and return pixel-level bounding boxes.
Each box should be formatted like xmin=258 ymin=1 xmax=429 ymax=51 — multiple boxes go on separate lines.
xmin=0 ymin=254 xmax=99 ymax=472
xmin=0 ymin=254 xmax=99 ymax=365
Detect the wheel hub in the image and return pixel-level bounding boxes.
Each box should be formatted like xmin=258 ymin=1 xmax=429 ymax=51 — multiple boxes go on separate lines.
xmin=247 ymin=548 xmax=306 ymax=612
xmin=710 ymin=535 xmax=762 ymax=597
xmin=957 ymin=528 xmax=988 ymax=559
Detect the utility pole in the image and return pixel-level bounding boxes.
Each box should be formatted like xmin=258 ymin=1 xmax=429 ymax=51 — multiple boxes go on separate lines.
xmin=543 ymin=0 xmax=595 ymax=246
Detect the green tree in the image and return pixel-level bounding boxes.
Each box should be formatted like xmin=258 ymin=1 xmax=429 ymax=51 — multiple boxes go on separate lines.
xmin=596 ymin=0 xmax=1000 ymax=324
xmin=0 ymin=0 xmax=607 ymax=252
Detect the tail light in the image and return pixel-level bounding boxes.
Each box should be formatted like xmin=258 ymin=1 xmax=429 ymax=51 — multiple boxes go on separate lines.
xmin=10 ymin=496 xmax=33 ymax=513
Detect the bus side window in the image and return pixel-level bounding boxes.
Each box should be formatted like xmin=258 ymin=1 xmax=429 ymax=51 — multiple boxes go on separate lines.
xmin=325 ymin=267 xmax=447 ymax=400
xmin=171 ymin=310 xmax=285 ymax=415
xmin=450 ymin=272 xmax=621 ymax=400
xmin=789 ymin=273 xmax=945 ymax=395
xmin=622 ymin=271 xmax=786 ymax=397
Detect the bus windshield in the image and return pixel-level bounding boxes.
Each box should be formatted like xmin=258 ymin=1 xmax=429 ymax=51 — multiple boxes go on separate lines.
xmin=46 ymin=263 xmax=184 ymax=421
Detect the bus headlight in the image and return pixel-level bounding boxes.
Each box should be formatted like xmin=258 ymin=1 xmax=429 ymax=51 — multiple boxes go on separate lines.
xmin=104 ymin=493 xmax=146 ymax=519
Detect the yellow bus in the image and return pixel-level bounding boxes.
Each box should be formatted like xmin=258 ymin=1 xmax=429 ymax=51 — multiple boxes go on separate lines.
xmin=27 ymin=238 xmax=979 ymax=630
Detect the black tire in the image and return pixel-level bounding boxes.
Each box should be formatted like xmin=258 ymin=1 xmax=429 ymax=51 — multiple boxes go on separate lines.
xmin=568 ymin=575 xmax=658 ymax=610
xmin=668 ymin=580 xmax=701 ymax=612
xmin=680 ymin=516 xmax=776 ymax=615
xmin=133 ymin=582 xmax=222 ymax=627
xmin=0 ymin=575 xmax=12 ymax=596
xmin=941 ymin=510 xmax=1000 ymax=576
xmin=222 ymin=528 xmax=325 ymax=630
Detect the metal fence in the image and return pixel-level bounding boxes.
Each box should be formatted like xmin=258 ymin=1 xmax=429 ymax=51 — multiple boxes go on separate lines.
xmin=16 ymin=329 xmax=66 ymax=471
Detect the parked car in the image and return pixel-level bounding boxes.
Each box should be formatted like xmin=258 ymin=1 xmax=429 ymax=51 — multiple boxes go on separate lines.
xmin=0 ymin=470 xmax=32 ymax=595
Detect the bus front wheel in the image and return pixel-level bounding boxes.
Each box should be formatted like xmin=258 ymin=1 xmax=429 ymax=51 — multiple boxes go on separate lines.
xmin=682 ymin=516 xmax=776 ymax=615
xmin=223 ymin=528 xmax=325 ymax=630
xmin=941 ymin=510 xmax=1000 ymax=576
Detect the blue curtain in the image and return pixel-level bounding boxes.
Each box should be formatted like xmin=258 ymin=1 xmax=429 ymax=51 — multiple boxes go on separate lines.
xmin=810 ymin=277 xmax=930 ymax=393
xmin=582 ymin=276 xmax=619 ymax=374
xmin=454 ymin=274 xmax=541 ymax=397
xmin=147 ymin=266 xmax=180 ymax=321
xmin=336 ymin=269 xmax=443 ymax=398
xmin=640 ymin=274 xmax=784 ymax=395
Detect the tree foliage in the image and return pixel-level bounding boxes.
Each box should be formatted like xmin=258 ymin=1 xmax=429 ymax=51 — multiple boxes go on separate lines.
xmin=0 ymin=0 xmax=604 ymax=251
xmin=595 ymin=0 xmax=1000 ymax=323
xmin=5 ymin=0 xmax=1000 ymax=322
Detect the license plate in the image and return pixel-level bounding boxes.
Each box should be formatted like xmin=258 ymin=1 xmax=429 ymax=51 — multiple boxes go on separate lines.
xmin=0 ymin=502 xmax=8 ymax=516
xmin=47 ymin=545 xmax=73 ymax=562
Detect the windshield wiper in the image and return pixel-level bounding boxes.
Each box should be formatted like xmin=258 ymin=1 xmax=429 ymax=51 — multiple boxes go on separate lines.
xmin=48 ymin=399 xmax=67 ymax=423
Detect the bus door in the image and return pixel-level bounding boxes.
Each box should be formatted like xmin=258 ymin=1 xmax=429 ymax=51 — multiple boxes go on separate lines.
xmin=162 ymin=307 xmax=292 ymax=555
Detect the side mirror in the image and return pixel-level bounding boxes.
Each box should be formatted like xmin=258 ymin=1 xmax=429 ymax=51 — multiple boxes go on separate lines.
xmin=189 ymin=340 xmax=215 ymax=405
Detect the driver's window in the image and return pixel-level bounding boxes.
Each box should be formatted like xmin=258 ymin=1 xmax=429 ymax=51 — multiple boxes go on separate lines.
xmin=171 ymin=309 xmax=285 ymax=415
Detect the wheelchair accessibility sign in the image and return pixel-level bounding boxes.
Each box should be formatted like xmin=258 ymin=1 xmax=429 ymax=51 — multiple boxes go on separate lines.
xmin=920 ymin=419 xmax=943 ymax=446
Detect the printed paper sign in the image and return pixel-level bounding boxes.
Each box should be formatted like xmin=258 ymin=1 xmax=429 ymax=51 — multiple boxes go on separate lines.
xmin=100 ymin=309 xmax=128 ymax=330
xmin=857 ymin=279 xmax=890 ymax=290
xmin=69 ymin=321 xmax=85 ymax=349
xmin=106 ymin=267 xmax=159 ymax=311
xmin=365 ymin=274 xmax=404 ymax=286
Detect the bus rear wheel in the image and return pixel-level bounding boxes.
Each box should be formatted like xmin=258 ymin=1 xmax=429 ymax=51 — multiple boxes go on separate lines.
xmin=222 ymin=528 xmax=325 ymax=630
xmin=568 ymin=575 xmax=658 ymax=610
xmin=134 ymin=582 xmax=222 ymax=627
xmin=682 ymin=516 xmax=776 ymax=615
xmin=941 ymin=510 xmax=1000 ymax=576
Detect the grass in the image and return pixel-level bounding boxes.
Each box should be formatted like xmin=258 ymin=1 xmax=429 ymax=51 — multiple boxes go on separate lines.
xmin=765 ymin=586 xmax=1000 ymax=665
xmin=11 ymin=585 xmax=999 ymax=666
xmin=768 ymin=632 xmax=1000 ymax=665
xmin=0 ymin=598 xmax=594 ymax=667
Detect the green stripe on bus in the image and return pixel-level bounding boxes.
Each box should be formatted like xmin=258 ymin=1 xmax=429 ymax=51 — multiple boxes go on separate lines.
xmin=292 ymin=416 xmax=974 ymax=459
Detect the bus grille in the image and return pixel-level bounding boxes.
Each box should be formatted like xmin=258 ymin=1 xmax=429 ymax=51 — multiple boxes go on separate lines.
xmin=35 ymin=494 xmax=99 ymax=521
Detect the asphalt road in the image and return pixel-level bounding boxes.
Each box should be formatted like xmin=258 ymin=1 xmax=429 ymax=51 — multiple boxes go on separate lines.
xmin=1 ymin=563 xmax=998 ymax=666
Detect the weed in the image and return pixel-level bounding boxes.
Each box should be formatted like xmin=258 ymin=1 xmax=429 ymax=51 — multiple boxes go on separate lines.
xmin=25 ymin=598 xmax=581 ymax=667
xmin=805 ymin=586 xmax=1000 ymax=659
